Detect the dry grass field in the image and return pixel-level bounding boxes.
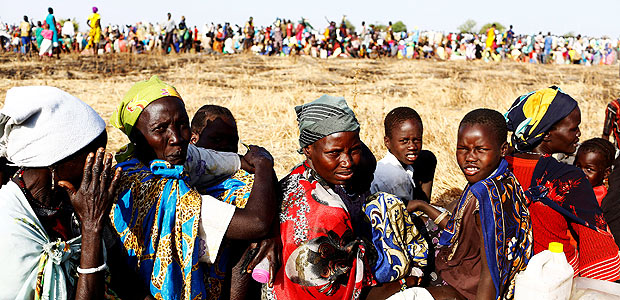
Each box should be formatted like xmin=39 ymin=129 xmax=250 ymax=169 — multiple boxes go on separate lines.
xmin=1 ymin=53 xmax=619 ymax=204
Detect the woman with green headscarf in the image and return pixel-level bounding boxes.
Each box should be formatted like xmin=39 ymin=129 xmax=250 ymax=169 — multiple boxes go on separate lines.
xmin=109 ymin=76 xmax=279 ymax=299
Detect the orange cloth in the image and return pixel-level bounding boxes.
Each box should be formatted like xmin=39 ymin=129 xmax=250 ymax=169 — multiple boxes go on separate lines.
xmin=594 ymin=185 xmax=608 ymax=207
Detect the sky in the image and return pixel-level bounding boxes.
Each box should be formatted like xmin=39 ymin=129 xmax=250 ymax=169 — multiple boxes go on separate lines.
xmin=2 ymin=0 xmax=619 ymax=38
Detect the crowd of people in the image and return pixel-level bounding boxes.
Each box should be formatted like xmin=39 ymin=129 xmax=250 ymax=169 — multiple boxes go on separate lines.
xmin=2 ymin=72 xmax=620 ymax=300
xmin=1 ymin=7 xmax=619 ymax=65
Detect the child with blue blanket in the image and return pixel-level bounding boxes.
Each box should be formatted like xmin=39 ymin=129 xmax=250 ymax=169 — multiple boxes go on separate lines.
xmin=390 ymin=109 xmax=533 ymax=300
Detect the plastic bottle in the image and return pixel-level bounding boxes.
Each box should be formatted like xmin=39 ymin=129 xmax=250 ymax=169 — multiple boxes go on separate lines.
xmin=514 ymin=242 xmax=574 ymax=300
xmin=252 ymin=257 xmax=270 ymax=283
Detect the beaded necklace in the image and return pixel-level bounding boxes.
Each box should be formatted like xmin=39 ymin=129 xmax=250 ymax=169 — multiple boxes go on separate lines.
xmin=12 ymin=168 xmax=80 ymax=239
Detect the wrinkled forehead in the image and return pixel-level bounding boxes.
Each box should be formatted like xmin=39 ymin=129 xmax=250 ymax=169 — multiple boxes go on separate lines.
xmin=314 ymin=131 xmax=361 ymax=149
xmin=139 ymin=97 xmax=187 ymax=123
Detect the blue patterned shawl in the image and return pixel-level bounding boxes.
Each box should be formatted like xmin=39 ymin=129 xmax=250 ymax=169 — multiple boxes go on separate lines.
xmin=110 ymin=158 xmax=205 ymax=300
xmin=440 ymin=159 xmax=533 ymax=300
xmin=202 ymin=169 xmax=253 ymax=207
xmin=201 ymin=169 xmax=254 ymax=300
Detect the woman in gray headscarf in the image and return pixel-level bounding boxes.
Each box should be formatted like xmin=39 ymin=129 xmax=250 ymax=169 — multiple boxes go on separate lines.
xmin=0 ymin=86 xmax=148 ymax=300
xmin=266 ymin=95 xmax=427 ymax=300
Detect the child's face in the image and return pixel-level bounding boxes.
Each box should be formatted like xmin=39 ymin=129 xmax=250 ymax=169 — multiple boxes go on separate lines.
xmin=456 ymin=124 xmax=507 ymax=184
xmin=190 ymin=116 xmax=239 ymax=153
xmin=384 ymin=119 xmax=422 ymax=166
xmin=575 ymin=151 xmax=610 ymax=187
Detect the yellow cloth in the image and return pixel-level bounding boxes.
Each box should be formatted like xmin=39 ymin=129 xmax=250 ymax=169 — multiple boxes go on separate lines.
xmin=486 ymin=27 xmax=495 ymax=49
xmin=521 ymin=88 xmax=559 ymax=136
xmin=88 ymin=27 xmax=101 ymax=44
xmin=88 ymin=13 xmax=100 ymax=29
xmin=20 ymin=22 xmax=30 ymax=37
xmin=110 ymin=75 xmax=183 ymax=162
xmin=87 ymin=13 xmax=101 ymax=44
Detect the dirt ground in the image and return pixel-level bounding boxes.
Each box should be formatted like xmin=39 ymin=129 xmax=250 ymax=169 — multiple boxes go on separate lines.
xmin=1 ymin=53 xmax=619 ymax=204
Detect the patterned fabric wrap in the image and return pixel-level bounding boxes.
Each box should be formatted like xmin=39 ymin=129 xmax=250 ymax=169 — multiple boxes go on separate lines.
xmin=527 ymin=155 xmax=607 ymax=231
xmin=363 ymin=192 xmax=429 ymax=283
xmin=33 ymin=237 xmax=82 ymax=300
xmin=514 ymin=155 xmax=620 ymax=280
xmin=202 ymin=169 xmax=254 ymax=300
xmin=440 ymin=159 xmax=533 ymax=300
xmin=202 ymin=169 xmax=253 ymax=208
xmin=110 ymin=158 xmax=205 ymax=300
xmin=295 ymin=95 xmax=360 ymax=152
xmin=603 ymin=99 xmax=620 ymax=146
xmin=505 ymin=86 xmax=578 ymax=152
xmin=267 ymin=162 xmax=374 ymax=300
xmin=109 ymin=75 xmax=183 ymax=162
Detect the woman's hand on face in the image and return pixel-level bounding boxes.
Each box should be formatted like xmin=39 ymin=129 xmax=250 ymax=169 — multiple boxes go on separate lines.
xmin=58 ymin=148 xmax=121 ymax=234
xmin=241 ymin=145 xmax=274 ymax=173
xmin=243 ymin=237 xmax=282 ymax=288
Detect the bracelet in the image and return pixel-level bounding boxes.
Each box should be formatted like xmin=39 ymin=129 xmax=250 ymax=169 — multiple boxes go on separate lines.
xmin=77 ymin=263 xmax=108 ymax=274
xmin=434 ymin=211 xmax=450 ymax=225
xmin=399 ymin=278 xmax=408 ymax=291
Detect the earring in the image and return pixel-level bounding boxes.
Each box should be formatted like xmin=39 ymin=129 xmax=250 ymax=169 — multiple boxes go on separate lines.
xmin=49 ymin=166 xmax=56 ymax=191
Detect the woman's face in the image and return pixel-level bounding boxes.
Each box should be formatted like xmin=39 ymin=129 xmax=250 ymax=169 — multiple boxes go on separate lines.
xmin=57 ymin=131 xmax=108 ymax=188
xmin=546 ymin=107 xmax=581 ymax=154
xmin=304 ymin=131 xmax=362 ymax=186
xmin=134 ymin=97 xmax=191 ymax=165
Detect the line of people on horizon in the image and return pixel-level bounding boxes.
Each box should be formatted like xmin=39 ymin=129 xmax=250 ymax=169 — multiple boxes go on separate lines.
xmin=1 ymin=8 xmax=619 ymax=66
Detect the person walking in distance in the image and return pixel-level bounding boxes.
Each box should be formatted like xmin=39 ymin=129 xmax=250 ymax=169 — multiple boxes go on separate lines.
xmin=163 ymin=12 xmax=176 ymax=54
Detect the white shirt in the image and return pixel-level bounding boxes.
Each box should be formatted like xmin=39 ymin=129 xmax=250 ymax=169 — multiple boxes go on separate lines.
xmin=164 ymin=18 xmax=176 ymax=33
xmin=184 ymin=143 xmax=241 ymax=263
xmin=61 ymin=21 xmax=74 ymax=37
xmin=185 ymin=143 xmax=241 ymax=191
xmin=371 ymin=151 xmax=416 ymax=202
xmin=198 ymin=194 xmax=235 ymax=263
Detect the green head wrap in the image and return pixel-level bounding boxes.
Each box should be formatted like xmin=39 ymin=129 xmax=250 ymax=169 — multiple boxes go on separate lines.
xmin=110 ymin=75 xmax=183 ymax=162
xmin=295 ymin=95 xmax=360 ymax=153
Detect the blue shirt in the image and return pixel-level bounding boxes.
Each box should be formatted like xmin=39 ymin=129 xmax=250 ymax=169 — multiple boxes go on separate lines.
xmin=46 ymin=14 xmax=58 ymax=42
xmin=544 ymin=36 xmax=553 ymax=51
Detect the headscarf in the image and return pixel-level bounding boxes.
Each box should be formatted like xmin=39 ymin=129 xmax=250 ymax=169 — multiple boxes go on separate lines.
xmin=505 ymin=86 xmax=577 ymax=152
xmin=295 ymin=94 xmax=359 ymax=152
xmin=0 ymin=86 xmax=105 ymax=167
xmin=110 ymin=75 xmax=182 ymax=162
xmin=92 ymin=6 xmax=98 ymax=13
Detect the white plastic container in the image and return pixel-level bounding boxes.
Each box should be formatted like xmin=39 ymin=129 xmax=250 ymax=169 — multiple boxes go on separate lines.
xmin=514 ymin=242 xmax=574 ymax=300
xmin=570 ymin=277 xmax=620 ymax=300
xmin=252 ymin=257 xmax=270 ymax=283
